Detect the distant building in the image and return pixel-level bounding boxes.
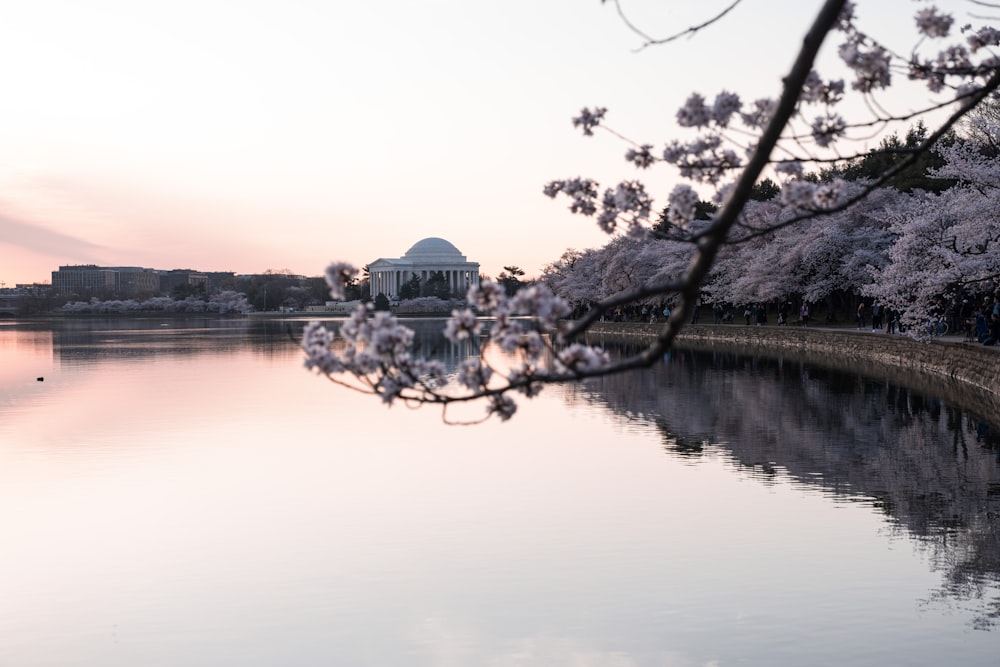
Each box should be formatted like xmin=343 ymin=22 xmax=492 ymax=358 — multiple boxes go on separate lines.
xmin=52 ymin=265 xmax=120 ymax=296
xmin=159 ymin=269 xmax=236 ymax=295
xmin=368 ymin=237 xmax=480 ymax=301
xmin=51 ymin=265 xmax=235 ymax=298
xmin=114 ymin=266 xmax=160 ymax=296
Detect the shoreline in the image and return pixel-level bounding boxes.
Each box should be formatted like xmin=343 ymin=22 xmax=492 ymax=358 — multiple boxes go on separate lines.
xmin=586 ymin=321 xmax=1000 ymax=425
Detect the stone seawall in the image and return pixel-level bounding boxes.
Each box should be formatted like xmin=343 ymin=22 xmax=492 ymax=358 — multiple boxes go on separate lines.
xmin=586 ymin=322 xmax=1000 ymax=421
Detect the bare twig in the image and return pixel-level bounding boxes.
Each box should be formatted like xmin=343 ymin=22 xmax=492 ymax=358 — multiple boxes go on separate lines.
xmin=609 ymin=0 xmax=745 ymax=52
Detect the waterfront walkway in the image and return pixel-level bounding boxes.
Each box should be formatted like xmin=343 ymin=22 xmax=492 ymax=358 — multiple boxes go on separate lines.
xmin=587 ymin=319 xmax=1000 ymax=419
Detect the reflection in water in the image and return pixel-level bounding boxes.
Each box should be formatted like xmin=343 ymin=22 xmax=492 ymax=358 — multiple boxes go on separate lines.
xmin=41 ymin=317 xmax=480 ymax=370
xmin=4 ymin=319 xmax=1000 ymax=665
xmin=572 ymin=343 xmax=1000 ymax=629
xmin=48 ymin=317 xmax=291 ymax=363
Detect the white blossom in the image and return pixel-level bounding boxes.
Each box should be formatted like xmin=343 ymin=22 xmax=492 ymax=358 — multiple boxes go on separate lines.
xmin=915 ymin=7 xmax=953 ymax=39
xmin=456 ymin=358 xmax=493 ymax=389
xmin=781 ymin=180 xmax=818 ymax=209
xmin=676 ymin=93 xmax=711 ymax=128
xmin=740 ymin=98 xmax=776 ymax=129
xmin=667 ymin=184 xmax=700 ymax=225
xmin=934 ymin=44 xmax=972 ymax=73
xmin=966 ymin=25 xmax=1000 ymax=52
xmin=544 ymin=177 xmax=600 ymax=216
xmin=468 ymin=281 xmax=506 ymax=312
xmin=812 ymin=180 xmax=847 ymax=209
xmin=662 ymin=140 xmax=686 ymax=163
xmin=711 ymin=91 xmax=742 ymax=127
xmin=775 ymin=161 xmax=804 ymax=179
xmin=811 ymin=113 xmax=847 ymax=147
xmin=302 ymin=322 xmax=345 ymax=375
xmin=507 ymin=363 xmax=545 ymax=397
xmin=836 ymin=1 xmax=856 ymax=31
xmin=593 ymin=180 xmax=652 ymax=233
xmin=839 ymin=36 xmax=891 ymax=92
xmin=572 ymin=106 xmax=607 ymax=136
xmin=491 ymin=313 xmax=525 ymax=353
xmin=410 ymin=358 xmax=447 ymax=386
xmin=487 ymin=394 xmax=518 ymax=421
xmin=801 ymin=70 xmax=845 ymax=105
xmin=625 ymin=144 xmax=656 ymax=169
xmin=325 ymin=262 xmax=357 ymax=300
xmin=509 ymin=283 xmax=571 ymax=329
xmin=556 ymin=344 xmax=611 ymax=373
xmin=444 ymin=308 xmax=481 ymax=342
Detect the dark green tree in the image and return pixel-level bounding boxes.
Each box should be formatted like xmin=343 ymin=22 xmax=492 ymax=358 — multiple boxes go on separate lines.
xmin=497 ymin=265 xmax=526 ymax=296
xmin=819 ymin=122 xmax=955 ymax=193
xmin=653 ymin=199 xmax=717 ymax=235
xmin=373 ymin=292 xmax=391 ymax=311
xmin=422 ymin=271 xmax=452 ymax=299
xmin=304 ymin=277 xmax=331 ymax=304
xmin=399 ymin=274 xmax=422 ymax=300
xmin=960 ymin=92 xmax=1000 ymax=153
xmin=172 ymin=282 xmax=207 ymax=300
xmin=749 ymin=178 xmax=780 ymax=201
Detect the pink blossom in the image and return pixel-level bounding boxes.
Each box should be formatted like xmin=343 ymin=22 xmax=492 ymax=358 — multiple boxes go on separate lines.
xmin=572 ymin=107 xmax=607 ymax=136
xmin=811 ymin=113 xmax=847 ymax=147
xmin=444 ymin=308 xmax=481 ymax=342
xmin=625 ymin=144 xmax=656 ymax=169
xmin=915 ymin=7 xmax=953 ymax=39
xmin=667 ymin=184 xmax=700 ymax=225
xmin=325 ymin=262 xmax=357 ymax=300
xmin=711 ymin=91 xmax=742 ymax=127
xmin=556 ymin=344 xmax=611 ymax=373
xmin=676 ymin=93 xmax=711 ymax=128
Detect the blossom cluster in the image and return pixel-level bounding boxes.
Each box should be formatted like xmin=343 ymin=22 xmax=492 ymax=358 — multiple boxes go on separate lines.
xmin=572 ymin=106 xmax=607 ymax=136
xmin=303 ymin=271 xmax=610 ymax=421
xmin=61 ymin=292 xmax=250 ymax=314
xmin=779 ymin=179 xmax=846 ymax=211
xmin=544 ymin=177 xmax=652 ymax=234
xmin=545 ymin=2 xmax=999 ymax=243
xmin=325 ymin=262 xmax=357 ymax=301
xmin=541 ymin=154 xmax=1000 ymax=343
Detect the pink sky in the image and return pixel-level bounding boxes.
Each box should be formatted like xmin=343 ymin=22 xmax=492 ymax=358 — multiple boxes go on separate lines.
xmin=0 ymin=0 xmax=966 ymax=286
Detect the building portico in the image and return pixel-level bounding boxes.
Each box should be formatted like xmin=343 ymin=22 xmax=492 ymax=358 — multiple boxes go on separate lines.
xmin=368 ymin=237 xmax=480 ymax=301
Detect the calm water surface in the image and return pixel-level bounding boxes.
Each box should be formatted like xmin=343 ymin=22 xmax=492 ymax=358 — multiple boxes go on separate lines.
xmin=1 ymin=317 xmax=999 ymax=666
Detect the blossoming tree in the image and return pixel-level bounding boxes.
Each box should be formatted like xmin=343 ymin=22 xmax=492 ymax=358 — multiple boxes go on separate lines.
xmin=304 ymin=0 xmax=1000 ymax=421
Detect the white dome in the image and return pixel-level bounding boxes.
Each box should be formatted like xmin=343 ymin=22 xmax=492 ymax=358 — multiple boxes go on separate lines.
xmin=403 ymin=237 xmax=465 ymax=260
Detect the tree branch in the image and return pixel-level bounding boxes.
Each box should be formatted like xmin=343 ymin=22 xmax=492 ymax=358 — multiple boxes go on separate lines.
xmin=609 ymin=0 xmax=745 ymax=52
xmin=724 ymin=68 xmax=1000 ymax=244
xmin=637 ymin=0 xmax=850 ymax=364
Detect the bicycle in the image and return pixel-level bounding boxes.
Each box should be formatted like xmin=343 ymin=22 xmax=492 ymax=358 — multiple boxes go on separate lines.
xmin=927 ymin=316 xmax=949 ymax=337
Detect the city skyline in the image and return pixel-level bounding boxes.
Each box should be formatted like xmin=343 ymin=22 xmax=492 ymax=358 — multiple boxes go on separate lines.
xmin=0 ymin=1 xmax=963 ymax=286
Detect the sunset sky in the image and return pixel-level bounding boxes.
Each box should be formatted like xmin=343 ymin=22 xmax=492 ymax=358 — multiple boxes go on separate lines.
xmin=0 ymin=0 xmax=968 ymax=286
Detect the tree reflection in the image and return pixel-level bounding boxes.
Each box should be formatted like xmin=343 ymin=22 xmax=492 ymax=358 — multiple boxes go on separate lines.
xmin=574 ymin=344 xmax=1000 ymax=630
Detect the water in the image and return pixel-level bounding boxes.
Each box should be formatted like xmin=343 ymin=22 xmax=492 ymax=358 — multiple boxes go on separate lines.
xmin=1 ymin=317 xmax=998 ymax=666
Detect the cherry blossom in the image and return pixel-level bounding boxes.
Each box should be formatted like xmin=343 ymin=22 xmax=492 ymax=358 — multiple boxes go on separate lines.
xmin=307 ymin=0 xmax=1000 ymax=422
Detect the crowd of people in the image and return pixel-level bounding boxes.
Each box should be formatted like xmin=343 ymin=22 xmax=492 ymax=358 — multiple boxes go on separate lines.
xmin=596 ymin=293 xmax=1000 ymax=347
xmin=965 ymin=296 xmax=1000 ymax=346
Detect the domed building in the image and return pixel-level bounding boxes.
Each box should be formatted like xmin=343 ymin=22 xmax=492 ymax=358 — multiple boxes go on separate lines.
xmin=368 ymin=237 xmax=480 ymax=301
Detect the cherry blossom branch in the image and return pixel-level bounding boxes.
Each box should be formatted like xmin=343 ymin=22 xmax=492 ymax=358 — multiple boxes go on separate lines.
xmin=561 ymin=277 xmax=686 ymax=340
xmin=727 ymin=68 xmax=1000 ymax=242
xmin=638 ymin=0 xmax=851 ymax=360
